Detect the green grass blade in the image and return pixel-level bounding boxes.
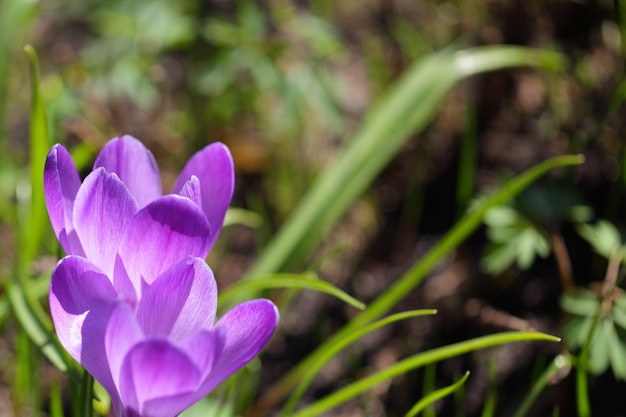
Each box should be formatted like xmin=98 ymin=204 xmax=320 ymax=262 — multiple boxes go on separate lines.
xmin=5 ymin=46 xmax=71 ymax=374
xmin=512 ymin=354 xmax=573 ymax=417
xmin=247 ymin=45 xmax=566 ymax=277
xmin=252 ymin=154 xmax=583 ymax=414
xmin=290 ymin=332 xmax=560 ymax=417
xmin=22 ymin=44 xmax=51 ymax=265
xmin=422 ymin=364 xmax=437 ymax=417
xmin=5 ymin=280 xmax=69 ymax=371
xmin=219 ymin=272 xmax=365 ymax=310
xmin=405 ymin=371 xmax=470 ymax=417
xmin=279 ymin=310 xmax=437 ymax=417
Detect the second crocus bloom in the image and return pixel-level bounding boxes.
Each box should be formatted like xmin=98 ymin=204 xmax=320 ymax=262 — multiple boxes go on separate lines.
xmin=44 ymin=135 xmax=234 ymax=258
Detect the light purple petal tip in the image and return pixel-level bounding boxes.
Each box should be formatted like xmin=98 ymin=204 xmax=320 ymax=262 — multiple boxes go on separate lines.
xmin=73 ymin=168 xmax=139 ymax=276
xmin=177 ymin=175 xmax=202 ymax=207
xmin=117 ymin=195 xmax=212 ymax=295
xmin=44 ymin=144 xmax=83 ymax=255
xmin=137 ymin=257 xmax=218 ymax=341
xmin=199 ymin=299 xmax=279 ymax=393
xmin=94 ymin=136 xmax=163 ymax=208
xmin=172 ymin=142 xmax=234 ymax=250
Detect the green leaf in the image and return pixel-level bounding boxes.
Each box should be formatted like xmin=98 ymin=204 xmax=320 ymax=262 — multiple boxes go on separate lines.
xmin=588 ymin=319 xmax=610 ymax=375
xmin=560 ymin=289 xmax=599 ymax=316
xmin=290 ymin=332 xmax=559 ymax=417
xmin=605 ymin=319 xmax=626 ymax=380
xmin=578 ymin=221 xmax=624 ymax=260
xmin=612 ymin=302 xmax=626 ymax=331
xmin=405 ymin=371 xmax=470 ymax=417
xmin=219 ymin=272 xmax=365 ymax=311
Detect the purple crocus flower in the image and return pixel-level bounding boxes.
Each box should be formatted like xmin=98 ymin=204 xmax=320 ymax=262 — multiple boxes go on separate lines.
xmin=44 ymin=135 xmax=234 ymax=259
xmin=45 ymin=138 xmax=279 ymax=416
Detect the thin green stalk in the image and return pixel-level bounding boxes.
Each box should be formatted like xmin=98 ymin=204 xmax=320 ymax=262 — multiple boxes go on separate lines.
xmin=512 ymin=354 xmax=573 ymax=417
xmin=290 ymin=332 xmax=559 ymax=417
xmin=456 ymin=103 xmax=477 ymax=215
xmin=422 ymin=364 xmax=437 ymax=417
xmin=481 ymin=359 xmax=497 ymax=417
xmin=406 ymin=371 xmax=470 ymax=417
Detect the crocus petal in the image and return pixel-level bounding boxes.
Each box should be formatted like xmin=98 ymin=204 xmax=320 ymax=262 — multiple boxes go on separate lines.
xmin=179 ymin=328 xmax=225 ymax=382
xmin=105 ymin=302 xmax=144 ymax=392
xmin=137 ymin=257 xmax=218 ymax=341
xmin=177 ymin=175 xmax=202 ymax=207
xmin=73 ymin=168 xmax=139 ymax=276
xmin=94 ymin=135 xmax=163 ymax=208
xmin=119 ymin=340 xmax=200 ymax=417
xmin=172 ymin=142 xmax=234 ymax=250
xmin=49 ymin=256 xmax=118 ymax=395
xmin=198 ymin=299 xmax=279 ymax=393
xmin=43 ymin=144 xmax=84 ymax=255
xmin=116 ymin=195 xmax=211 ymax=295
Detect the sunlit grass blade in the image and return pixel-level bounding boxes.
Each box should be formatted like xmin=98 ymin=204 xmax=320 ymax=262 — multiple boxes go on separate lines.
xmin=22 ymin=44 xmax=51 ymax=265
xmin=405 ymin=371 xmax=470 ymax=417
xmin=512 ymin=354 xmax=573 ymax=417
xmin=280 ymin=310 xmax=437 ymax=417
xmin=219 ymin=272 xmax=365 ymax=311
xmin=5 ymin=281 xmax=69 ymax=371
xmin=290 ymin=332 xmax=560 ymax=417
xmin=248 ymin=45 xmax=566 ymax=278
xmin=224 ymin=207 xmax=263 ymax=228
xmin=5 ymin=46 xmax=72 ymax=374
xmin=251 ymin=154 xmax=583 ymax=415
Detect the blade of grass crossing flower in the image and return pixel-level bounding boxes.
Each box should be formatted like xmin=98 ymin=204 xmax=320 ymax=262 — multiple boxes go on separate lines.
xmin=290 ymin=332 xmax=560 ymax=417
xmin=248 ymin=45 xmax=566 ymax=277
xmin=512 ymin=354 xmax=573 ymax=417
xmin=279 ymin=310 xmax=437 ymax=417
xmin=219 ymin=273 xmax=365 ymax=310
xmin=252 ymin=154 xmax=583 ymax=416
xmin=405 ymin=371 xmax=470 ymax=417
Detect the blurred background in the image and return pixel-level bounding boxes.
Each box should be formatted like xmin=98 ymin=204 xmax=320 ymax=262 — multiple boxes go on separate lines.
xmin=3 ymin=0 xmax=626 ymax=416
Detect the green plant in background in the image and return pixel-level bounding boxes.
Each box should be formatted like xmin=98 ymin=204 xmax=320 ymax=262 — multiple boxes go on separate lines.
xmin=482 ymin=183 xmax=592 ymax=286
xmin=561 ymin=221 xmax=626 ymax=379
